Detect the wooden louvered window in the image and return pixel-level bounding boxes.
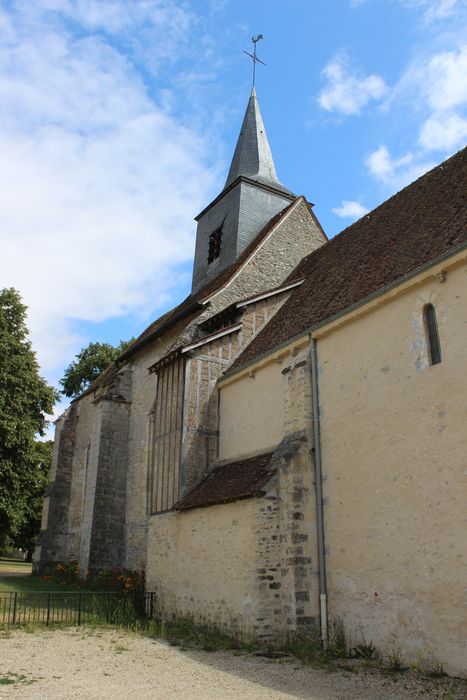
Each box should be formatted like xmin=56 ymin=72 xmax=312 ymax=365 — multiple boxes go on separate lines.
xmin=207 ymin=228 xmax=222 ymax=264
xmin=424 ymin=304 xmax=441 ymax=366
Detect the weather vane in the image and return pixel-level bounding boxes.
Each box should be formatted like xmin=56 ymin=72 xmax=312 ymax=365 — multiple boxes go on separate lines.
xmin=243 ymin=34 xmax=265 ymax=88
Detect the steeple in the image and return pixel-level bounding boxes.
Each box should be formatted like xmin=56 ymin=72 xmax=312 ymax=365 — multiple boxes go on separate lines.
xmin=191 ymin=88 xmax=294 ymax=293
xmin=224 ymin=87 xmax=289 ymax=193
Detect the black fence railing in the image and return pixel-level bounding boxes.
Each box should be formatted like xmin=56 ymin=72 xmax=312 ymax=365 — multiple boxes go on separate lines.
xmin=0 ymin=591 xmax=157 ymax=626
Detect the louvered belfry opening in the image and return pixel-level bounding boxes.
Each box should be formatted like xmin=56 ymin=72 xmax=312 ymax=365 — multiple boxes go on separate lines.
xmin=207 ymin=227 xmax=222 ymax=264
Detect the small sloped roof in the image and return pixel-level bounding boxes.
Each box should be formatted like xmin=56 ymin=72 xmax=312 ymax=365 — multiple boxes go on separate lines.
xmin=230 ymin=146 xmax=467 ymax=373
xmin=174 ymin=452 xmax=275 ymax=511
xmin=117 ymin=197 xmax=301 ymax=361
xmin=77 ymin=198 xmax=301 ymax=398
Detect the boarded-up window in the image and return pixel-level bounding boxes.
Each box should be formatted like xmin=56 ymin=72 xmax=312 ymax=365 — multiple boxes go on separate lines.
xmin=424 ymin=303 xmax=442 ymax=366
xmin=149 ymin=358 xmax=185 ymax=513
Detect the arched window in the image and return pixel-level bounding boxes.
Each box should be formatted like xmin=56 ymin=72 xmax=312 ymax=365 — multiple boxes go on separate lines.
xmin=424 ymin=304 xmax=441 ymax=366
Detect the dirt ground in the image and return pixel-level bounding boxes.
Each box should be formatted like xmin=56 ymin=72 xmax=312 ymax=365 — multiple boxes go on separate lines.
xmin=1 ymin=629 xmax=466 ymax=700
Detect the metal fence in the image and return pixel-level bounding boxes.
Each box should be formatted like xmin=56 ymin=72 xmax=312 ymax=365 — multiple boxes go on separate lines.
xmin=0 ymin=590 xmax=157 ymax=626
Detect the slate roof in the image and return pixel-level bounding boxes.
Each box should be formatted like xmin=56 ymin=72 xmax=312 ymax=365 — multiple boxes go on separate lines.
xmin=174 ymin=452 xmax=275 ymax=511
xmin=224 ymin=86 xmax=290 ymax=193
xmin=230 ymin=146 xmax=467 ymax=373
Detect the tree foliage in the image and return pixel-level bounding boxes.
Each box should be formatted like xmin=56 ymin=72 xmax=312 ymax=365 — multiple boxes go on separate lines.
xmin=60 ymin=338 xmax=133 ymax=398
xmin=11 ymin=440 xmax=53 ymax=560
xmin=0 ymin=288 xmax=57 ymax=548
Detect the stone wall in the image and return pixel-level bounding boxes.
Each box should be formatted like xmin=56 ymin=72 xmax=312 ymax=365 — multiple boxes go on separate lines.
xmin=86 ymin=394 xmax=131 ymax=573
xmin=37 ymin=196 xmax=325 ymax=576
xmin=147 ymin=499 xmax=260 ymax=636
xmin=147 ymin=342 xmax=320 ymax=641
xmin=200 ymin=197 xmax=325 ymax=315
xmin=33 ymin=403 xmax=78 ymax=572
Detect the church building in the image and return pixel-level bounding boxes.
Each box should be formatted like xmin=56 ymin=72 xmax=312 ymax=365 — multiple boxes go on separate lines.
xmin=35 ymin=87 xmax=467 ymax=677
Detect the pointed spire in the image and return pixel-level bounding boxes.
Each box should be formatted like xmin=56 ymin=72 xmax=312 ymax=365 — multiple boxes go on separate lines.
xmin=224 ymin=88 xmax=289 ymax=192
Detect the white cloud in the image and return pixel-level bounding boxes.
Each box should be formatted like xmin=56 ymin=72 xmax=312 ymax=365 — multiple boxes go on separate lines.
xmin=423 ymin=45 xmax=467 ymax=112
xmin=398 ymin=0 xmax=465 ymax=21
xmin=365 ymin=145 xmax=436 ymax=188
xmin=364 ymin=31 xmax=467 ymax=187
xmin=318 ymin=53 xmax=388 ymax=115
xmin=332 ymin=200 xmax=369 ymax=219
xmin=0 ymin=3 xmax=220 ymax=381
xmin=419 ymin=111 xmax=467 ymax=149
xmin=355 ymin=0 xmax=466 ymax=21
xmin=392 ymin=43 xmax=467 ymax=154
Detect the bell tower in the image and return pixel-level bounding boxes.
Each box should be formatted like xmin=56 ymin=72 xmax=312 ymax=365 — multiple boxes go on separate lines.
xmin=191 ymin=87 xmax=294 ymax=292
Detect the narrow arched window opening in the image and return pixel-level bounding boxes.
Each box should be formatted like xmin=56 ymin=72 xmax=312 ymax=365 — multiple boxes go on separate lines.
xmin=424 ymin=304 xmax=441 ymax=366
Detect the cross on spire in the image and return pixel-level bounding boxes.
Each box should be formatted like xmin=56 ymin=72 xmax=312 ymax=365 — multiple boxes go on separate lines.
xmin=243 ymin=34 xmax=266 ymax=88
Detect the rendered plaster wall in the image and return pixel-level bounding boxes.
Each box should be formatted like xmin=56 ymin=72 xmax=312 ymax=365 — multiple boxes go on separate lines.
xmin=219 ymin=361 xmax=284 ymax=460
xmin=317 ymin=262 xmax=467 ymax=676
xmin=147 ymin=499 xmax=261 ymax=637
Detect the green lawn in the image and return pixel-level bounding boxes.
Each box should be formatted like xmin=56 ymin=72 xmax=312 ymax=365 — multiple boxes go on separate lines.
xmin=0 ymin=557 xmax=32 ymax=575
xmin=0 ymin=574 xmax=83 ymax=593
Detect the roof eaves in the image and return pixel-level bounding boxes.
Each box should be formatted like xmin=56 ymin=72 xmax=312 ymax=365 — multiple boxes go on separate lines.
xmin=174 ymin=490 xmax=268 ymax=512
xmin=116 ymin=298 xmax=204 ymax=363
xmin=181 ymin=323 xmax=242 ymax=354
xmin=195 ymin=176 xmax=295 ymax=222
xmin=222 ymin=238 xmax=467 ymax=381
xmin=236 ymin=278 xmax=305 ymax=308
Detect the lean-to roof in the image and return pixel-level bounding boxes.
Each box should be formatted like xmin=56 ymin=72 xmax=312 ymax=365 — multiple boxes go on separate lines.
xmin=174 ymin=452 xmax=275 ymax=511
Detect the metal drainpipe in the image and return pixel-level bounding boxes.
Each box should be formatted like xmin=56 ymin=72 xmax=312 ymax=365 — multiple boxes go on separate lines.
xmin=309 ymin=335 xmax=328 ymax=648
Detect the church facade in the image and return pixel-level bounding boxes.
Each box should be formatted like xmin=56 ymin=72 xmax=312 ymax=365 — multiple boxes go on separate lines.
xmin=35 ymin=89 xmax=467 ymax=676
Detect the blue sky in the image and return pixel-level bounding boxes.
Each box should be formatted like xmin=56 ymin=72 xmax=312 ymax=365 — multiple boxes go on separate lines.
xmin=0 ymin=0 xmax=466 ymax=424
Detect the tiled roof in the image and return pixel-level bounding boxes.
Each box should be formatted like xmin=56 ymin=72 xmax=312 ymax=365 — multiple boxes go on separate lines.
xmin=174 ymin=452 xmax=275 ymax=511
xmin=230 ymin=147 xmax=467 ymax=373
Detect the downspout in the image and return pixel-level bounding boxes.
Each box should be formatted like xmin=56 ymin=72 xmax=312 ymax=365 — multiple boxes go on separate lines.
xmin=309 ymin=335 xmax=328 ymax=648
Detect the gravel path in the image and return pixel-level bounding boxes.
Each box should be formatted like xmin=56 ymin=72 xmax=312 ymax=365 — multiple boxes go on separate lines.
xmin=0 ymin=628 xmax=465 ymax=700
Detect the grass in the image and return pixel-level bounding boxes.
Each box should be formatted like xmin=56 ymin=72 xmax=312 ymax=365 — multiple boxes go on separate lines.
xmin=146 ymin=617 xmax=256 ymax=653
xmin=0 ymin=574 xmax=82 ymax=593
xmin=0 ymin=585 xmax=147 ymax=631
xmin=0 ymin=557 xmax=32 ymax=575
xmin=0 ymin=672 xmax=36 ymax=686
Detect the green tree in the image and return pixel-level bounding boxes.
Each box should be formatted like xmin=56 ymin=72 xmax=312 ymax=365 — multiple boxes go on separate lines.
xmin=12 ymin=440 xmax=53 ymax=561
xmin=0 ymin=288 xmax=57 ymax=549
xmin=60 ymin=338 xmax=133 ymax=398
